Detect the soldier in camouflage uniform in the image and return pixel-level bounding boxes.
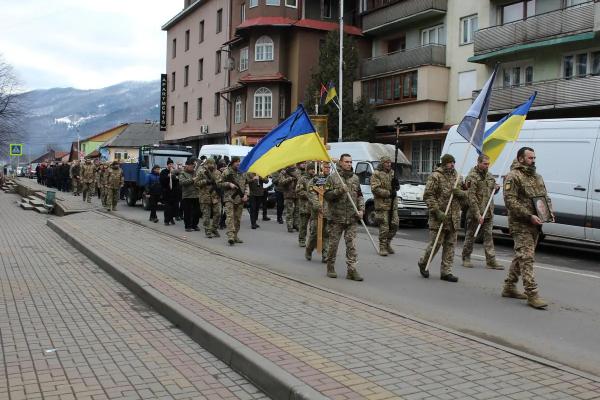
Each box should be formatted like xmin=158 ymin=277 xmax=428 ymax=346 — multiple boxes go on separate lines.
xmin=219 ymin=157 xmax=249 ymax=245
xmin=418 ymin=154 xmax=467 ymax=282
xmin=502 ymin=147 xmax=552 ymax=309
xmin=305 ymin=161 xmax=331 ymax=263
xmin=70 ymin=160 xmax=81 ymax=196
xmin=462 ymin=154 xmax=503 ymax=269
xmin=324 ymin=154 xmax=365 ymax=281
xmin=279 ymin=165 xmax=300 ymax=232
xmin=371 ymin=155 xmax=399 ymax=256
xmin=105 ymin=161 xmax=124 ymax=211
xmin=98 ymin=163 xmax=108 ymax=207
xmin=296 ymin=162 xmax=316 ymax=247
xmin=197 ymin=158 xmax=222 ymax=238
xmin=94 ymin=161 xmax=103 ymax=198
xmin=80 ymin=159 xmax=96 ymax=203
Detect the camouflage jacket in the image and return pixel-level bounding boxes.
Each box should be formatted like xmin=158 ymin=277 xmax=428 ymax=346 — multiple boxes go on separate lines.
xmin=106 ymin=167 xmax=124 ymax=189
xmin=197 ymin=167 xmax=221 ymax=204
xmin=95 ymin=166 xmax=103 ymax=186
xmin=324 ymin=169 xmax=364 ymax=225
xmin=99 ymin=168 xmax=109 ymax=187
xmin=278 ymin=168 xmax=299 ymax=199
xmin=69 ymin=164 xmax=80 ymax=179
xmin=424 ymin=167 xmax=466 ymax=230
xmin=504 ymin=160 xmax=553 ymax=232
xmin=371 ymin=167 xmax=397 ymax=211
xmin=80 ymin=163 xmax=96 ymax=183
xmin=178 ymin=170 xmax=199 ymax=199
xmin=465 ymin=166 xmax=497 ymax=220
xmin=295 ymin=172 xmax=314 ymax=214
xmin=219 ymin=167 xmax=248 ymax=205
xmin=307 ymin=174 xmax=329 ymax=219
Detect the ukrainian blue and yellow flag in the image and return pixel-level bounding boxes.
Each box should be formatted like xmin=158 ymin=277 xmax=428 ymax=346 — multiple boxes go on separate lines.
xmin=482 ymin=92 xmax=537 ymax=166
xmin=325 ymin=81 xmax=337 ymax=105
xmin=239 ymin=105 xmax=330 ymax=177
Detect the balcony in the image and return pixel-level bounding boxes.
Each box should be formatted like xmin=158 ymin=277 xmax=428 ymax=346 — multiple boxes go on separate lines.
xmin=361 ymin=45 xmax=446 ymax=79
xmin=472 ymin=75 xmax=600 ymax=114
xmin=473 ymin=1 xmax=596 ymax=57
xmin=362 ymin=0 xmax=447 ymax=35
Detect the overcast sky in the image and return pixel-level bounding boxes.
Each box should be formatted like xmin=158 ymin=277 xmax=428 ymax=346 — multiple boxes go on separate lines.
xmin=0 ymin=0 xmax=183 ymax=91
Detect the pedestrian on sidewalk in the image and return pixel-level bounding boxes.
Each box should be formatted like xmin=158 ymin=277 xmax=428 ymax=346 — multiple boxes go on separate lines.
xmin=179 ymin=159 xmax=201 ymax=232
xmin=502 ymin=147 xmax=553 ymax=309
xmin=417 ymin=154 xmax=467 ymax=282
xmin=462 ymin=154 xmax=503 ymax=270
xmin=219 ymin=157 xmax=249 ymax=245
xmin=324 ymin=154 xmax=365 ymax=281
xmin=145 ymin=165 xmax=161 ymax=223
xmin=106 ymin=161 xmax=124 ymax=211
xmin=160 ymin=158 xmax=180 ymax=226
xmin=371 ymin=155 xmax=399 ymax=257
xmin=296 ymin=162 xmax=316 ymax=247
xmin=80 ymin=159 xmax=96 ymax=203
xmin=198 ymin=158 xmax=222 ymax=238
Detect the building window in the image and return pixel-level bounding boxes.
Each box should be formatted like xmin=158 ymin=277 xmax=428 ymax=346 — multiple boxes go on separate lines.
xmin=215 ymin=51 xmax=221 ymax=74
xmin=525 ymin=66 xmax=534 ymax=85
xmin=279 ymin=95 xmax=286 ymax=119
xmin=183 ymin=101 xmax=188 ymax=123
xmin=197 ymin=97 xmax=203 ymax=120
xmin=115 ymin=152 xmax=129 ymax=160
xmin=266 ymin=0 xmax=280 ymax=5
xmin=362 ymin=70 xmax=417 ymax=106
xmin=387 ymin=36 xmax=406 ymax=53
xmin=239 ymin=47 xmax=249 ymax=71
xmin=458 ymin=70 xmax=476 ymax=100
xmin=255 ymin=36 xmax=274 ymax=61
xmin=254 ymin=87 xmax=272 ymax=118
xmin=323 ymin=0 xmax=333 ymax=18
xmin=249 ymin=0 xmax=258 ymax=7
xmin=500 ymin=0 xmax=535 ymax=25
xmin=198 ymin=58 xmax=203 ymax=80
xmin=170 ymin=106 xmax=175 ymax=125
xmin=421 ymin=24 xmax=445 ymax=45
xmin=460 ymin=15 xmax=478 ymax=45
xmin=567 ymin=0 xmax=589 ymax=6
xmin=172 ymin=38 xmax=177 ymax=58
xmin=184 ymin=65 xmax=189 ymax=86
xmin=214 ymin=93 xmax=220 ymax=116
xmin=185 ymin=30 xmax=190 ymax=51
xmin=234 ymin=97 xmax=243 ymax=124
xmin=412 ymin=139 xmax=442 ymax=179
xmin=592 ymin=51 xmax=600 ymax=75
xmin=216 ymin=9 xmax=223 ymax=33
xmin=241 ymin=3 xmax=246 ymax=21
xmin=564 ymin=55 xmax=574 ymax=79
xmin=285 ymin=0 xmax=297 ymax=7
xmin=171 ymin=72 xmax=176 ymax=91
xmin=199 ymin=20 xmax=204 ymax=42
xmin=563 ymin=50 xmax=600 ymax=78
xmin=576 ymin=53 xmax=588 ymax=77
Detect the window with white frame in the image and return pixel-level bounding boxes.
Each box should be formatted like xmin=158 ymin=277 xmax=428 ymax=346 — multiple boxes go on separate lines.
xmin=501 ymin=61 xmax=533 ymax=87
xmin=411 ymin=139 xmax=441 ymax=179
xmin=249 ymin=0 xmax=258 ymax=8
xmin=421 ymin=24 xmax=445 ymax=45
xmin=323 ymin=0 xmax=333 ymax=18
xmin=239 ymin=47 xmax=249 ymax=71
xmin=458 ymin=70 xmax=476 ymax=100
xmin=254 ymin=87 xmax=272 ymax=118
xmin=255 ymin=36 xmax=274 ymax=61
xmin=564 ymin=50 xmax=600 ymax=78
xmin=279 ymin=95 xmax=286 ymax=118
xmin=460 ymin=15 xmax=478 ymax=45
xmin=266 ymin=0 xmax=280 ymax=5
xmin=234 ymin=97 xmax=243 ymax=124
xmin=285 ymin=0 xmax=297 ymax=7
xmin=241 ymin=3 xmax=246 ymax=21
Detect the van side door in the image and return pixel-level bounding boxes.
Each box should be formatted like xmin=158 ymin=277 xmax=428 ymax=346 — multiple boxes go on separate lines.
xmin=588 ymin=137 xmax=600 ymax=241
xmin=355 ymin=162 xmax=373 ymax=198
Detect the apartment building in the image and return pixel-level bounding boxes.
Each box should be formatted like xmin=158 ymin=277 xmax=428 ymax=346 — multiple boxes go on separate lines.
xmin=161 ymin=0 xmax=231 ymax=155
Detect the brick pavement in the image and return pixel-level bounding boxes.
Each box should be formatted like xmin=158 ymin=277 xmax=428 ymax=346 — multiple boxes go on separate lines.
xmin=49 ymin=210 xmax=600 ymax=400
xmin=0 ymin=193 xmax=267 ymax=400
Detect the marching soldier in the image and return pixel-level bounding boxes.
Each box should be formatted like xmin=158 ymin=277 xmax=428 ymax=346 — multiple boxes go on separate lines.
xmin=371 ymin=155 xmax=399 ymax=256
xmin=418 ymin=154 xmax=467 ymax=282
xmin=80 ymin=159 xmax=96 ymax=203
xmin=305 ymin=161 xmax=331 ymax=263
xmin=296 ymin=162 xmax=316 ymax=247
xmin=219 ymin=157 xmax=249 ymax=245
xmin=324 ymin=154 xmax=364 ymax=281
xmin=179 ymin=159 xmax=201 ymax=232
xmin=70 ymin=160 xmax=81 ymax=196
xmin=197 ymin=158 xmax=222 ymax=238
xmin=279 ymin=165 xmax=300 ymax=232
xmin=105 ymin=161 xmax=124 ymax=211
xmin=502 ymin=147 xmax=553 ymax=309
xmin=462 ymin=154 xmax=503 ymax=269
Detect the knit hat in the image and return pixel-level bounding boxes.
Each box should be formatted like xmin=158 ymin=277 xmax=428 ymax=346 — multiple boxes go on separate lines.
xmin=380 ymin=155 xmax=392 ymax=163
xmin=440 ymin=154 xmax=456 ymax=164
xmin=230 ymin=156 xmax=240 ymax=164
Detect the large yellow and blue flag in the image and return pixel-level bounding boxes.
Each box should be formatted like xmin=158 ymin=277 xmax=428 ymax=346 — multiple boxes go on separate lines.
xmin=482 ymin=92 xmax=537 ymax=166
xmin=239 ymin=105 xmax=330 ymax=177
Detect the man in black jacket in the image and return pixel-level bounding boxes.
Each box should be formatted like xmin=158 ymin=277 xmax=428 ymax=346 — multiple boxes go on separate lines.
xmin=160 ymin=158 xmax=180 ymax=225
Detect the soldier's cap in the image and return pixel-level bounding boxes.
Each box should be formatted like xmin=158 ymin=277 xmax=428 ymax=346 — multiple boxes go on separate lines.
xmin=185 ymin=159 xmax=195 ymax=166
xmin=380 ymin=155 xmax=392 ymax=163
xmin=306 ymin=162 xmax=316 ymax=171
xmin=440 ymin=154 xmax=456 ymax=164
xmin=230 ymin=156 xmax=240 ymax=164
xmin=204 ymin=158 xmax=216 ymax=166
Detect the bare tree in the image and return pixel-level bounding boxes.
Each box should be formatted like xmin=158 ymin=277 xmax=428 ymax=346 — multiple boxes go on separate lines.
xmin=0 ymin=55 xmax=25 ymax=161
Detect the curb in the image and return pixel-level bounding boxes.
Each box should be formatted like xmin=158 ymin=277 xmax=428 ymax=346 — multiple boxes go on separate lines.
xmin=47 ymin=218 xmax=329 ymax=400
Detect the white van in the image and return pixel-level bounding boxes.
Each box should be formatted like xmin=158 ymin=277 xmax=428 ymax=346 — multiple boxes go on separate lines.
xmin=198 ymin=144 xmax=252 ymax=164
xmin=443 ymin=118 xmax=600 ymax=244
xmin=328 ymin=142 xmax=427 ymax=226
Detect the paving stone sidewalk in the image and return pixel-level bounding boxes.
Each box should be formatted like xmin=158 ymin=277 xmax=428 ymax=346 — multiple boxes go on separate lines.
xmin=49 ymin=211 xmax=600 ymax=400
xmin=0 ymin=193 xmax=267 ymax=400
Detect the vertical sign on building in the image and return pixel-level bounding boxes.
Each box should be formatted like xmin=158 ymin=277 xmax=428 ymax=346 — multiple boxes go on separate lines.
xmin=159 ymin=74 xmax=168 ymax=131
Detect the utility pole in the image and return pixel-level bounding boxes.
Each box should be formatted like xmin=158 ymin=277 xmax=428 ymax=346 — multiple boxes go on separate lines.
xmin=338 ymin=0 xmax=344 ymax=142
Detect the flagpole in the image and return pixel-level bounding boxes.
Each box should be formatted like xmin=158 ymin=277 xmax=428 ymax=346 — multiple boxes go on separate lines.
xmin=338 ymin=0 xmax=343 ymax=142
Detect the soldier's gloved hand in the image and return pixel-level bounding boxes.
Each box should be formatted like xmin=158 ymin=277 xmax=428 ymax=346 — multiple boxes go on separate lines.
xmin=452 ymin=188 xmax=464 ymax=197
xmin=338 ymin=185 xmax=347 ymax=195
xmin=435 ymin=210 xmax=446 ymax=222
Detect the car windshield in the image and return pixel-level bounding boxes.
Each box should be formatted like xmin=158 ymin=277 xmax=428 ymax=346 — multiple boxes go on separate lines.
xmin=371 ymin=161 xmax=423 ymax=184
xmin=152 ymin=155 xmax=189 ymax=168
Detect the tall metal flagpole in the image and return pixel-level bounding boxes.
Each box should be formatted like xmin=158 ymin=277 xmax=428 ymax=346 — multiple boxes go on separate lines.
xmin=338 ymin=0 xmax=343 ymax=142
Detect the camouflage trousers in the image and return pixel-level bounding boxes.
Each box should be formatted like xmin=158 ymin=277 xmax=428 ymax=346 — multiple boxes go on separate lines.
xmin=81 ymin=182 xmax=94 ymax=203
xmin=306 ymin=213 xmax=329 ymax=261
xmin=419 ymin=226 xmax=457 ymax=275
xmin=100 ymin=187 xmax=108 ymax=207
xmin=327 ymin=222 xmax=358 ymax=273
xmin=462 ymin=214 xmax=496 ymax=262
xmin=201 ymin=202 xmax=221 ymax=235
xmin=284 ymin=198 xmax=299 ymax=230
xmin=504 ymin=229 xmax=539 ymax=295
xmin=72 ymin=178 xmax=80 ymax=195
xmin=106 ymin=188 xmax=119 ymax=211
xmin=376 ymin=209 xmax=398 ymax=249
xmin=298 ymin=212 xmax=311 ymax=245
xmin=224 ymin=201 xmax=243 ymax=240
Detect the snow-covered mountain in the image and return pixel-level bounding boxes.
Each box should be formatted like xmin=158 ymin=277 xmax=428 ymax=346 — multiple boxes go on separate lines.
xmin=21 ymin=80 xmax=160 ymax=158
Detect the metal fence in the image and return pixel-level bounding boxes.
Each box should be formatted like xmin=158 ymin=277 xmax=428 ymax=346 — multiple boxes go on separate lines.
xmin=361 ymin=45 xmax=446 ymax=78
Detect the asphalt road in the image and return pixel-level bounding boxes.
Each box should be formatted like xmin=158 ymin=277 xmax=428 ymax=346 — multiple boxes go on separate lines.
xmin=112 ymin=203 xmax=600 ymax=377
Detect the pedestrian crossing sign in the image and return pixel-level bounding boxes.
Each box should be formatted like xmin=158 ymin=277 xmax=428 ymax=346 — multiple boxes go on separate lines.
xmin=9 ymin=143 xmax=23 ymax=156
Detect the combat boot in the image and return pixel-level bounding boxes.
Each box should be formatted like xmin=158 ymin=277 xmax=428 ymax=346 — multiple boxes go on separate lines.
xmin=212 ymin=230 xmax=220 ymax=238
xmin=205 ymin=232 xmax=214 ymax=238
xmin=326 ymin=265 xmax=337 ymax=278
xmin=299 ymin=241 xmax=306 ymax=248
xmin=346 ymin=270 xmax=364 ymax=282
xmin=486 ymin=259 xmax=504 ymax=270
xmin=527 ymin=294 xmax=548 ymax=309
xmin=462 ymin=256 xmax=473 ymax=268
xmin=234 ymin=237 xmax=244 ymax=243
xmin=386 ymin=242 xmax=395 ymax=254
xmin=501 ymin=286 xmax=527 ymax=299
xmin=305 ymin=249 xmax=312 ymax=261
xmin=228 ymin=238 xmax=235 ymax=246
xmin=379 ymin=244 xmax=388 ymax=257
xmin=287 ymin=227 xmax=294 ymax=233
xmin=418 ymin=260 xmax=429 ymax=278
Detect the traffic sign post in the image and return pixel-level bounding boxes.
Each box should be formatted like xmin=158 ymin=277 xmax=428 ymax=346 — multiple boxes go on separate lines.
xmin=9 ymin=144 xmax=23 ymax=157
